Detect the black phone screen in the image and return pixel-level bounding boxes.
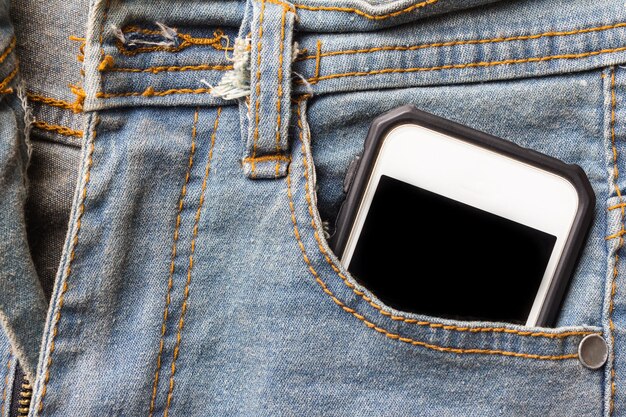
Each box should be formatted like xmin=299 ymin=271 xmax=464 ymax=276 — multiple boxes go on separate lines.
xmin=348 ymin=175 xmax=557 ymax=324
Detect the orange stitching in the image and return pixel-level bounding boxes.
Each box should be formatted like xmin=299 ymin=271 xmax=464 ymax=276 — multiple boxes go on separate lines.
xmin=606 ymin=229 xmax=626 ymax=240
xmin=37 ymin=1 xmax=109 ymax=413
xmin=36 ymin=115 xmax=98 ymax=413
xmin=274 ymin=6 xmax=288 ymax=177
xmin=609 ymin=202 xmax=626 ymax=211
xmin=32 ymin=121 xmax=83 ymax=138
xmin=69 ymin=36 xmax=86 ymax=63
xmin=102 ymin=63 xmax=233 ymax=74
xmin=27 ymin=93 xmax=75 ymax=111
xmin=291 ymin=93 xmax=312 ymax=104
xmin=96 ymin=87 xmax=212 ymax=99
xmin=0 ymin=37 xmax=15 ymax=65
xmin=179 ymin=33 xmax=223 ymax=46
xmin=148 ymin=108 xmax=200 ymax=417
xmin=288 ymin=108 xmax=580 ymax=359
xmin=265 ymin=0 xmax=296 ymax=12
xmin=123 ymin=27 xmax=169 ymax=36
xmin=298 ymin=22 xmax=626 ymax=61
xmin=293 ymin=103 xmax=596 ymax=340
xmin=98 ymin=55 xmax=115 ymax=71
xmin=27 ymin=93 xmax=74 ymax=110
xmin=164 ymin=107 xmax=222 ymax=417
xmin=243 ymin=155 xmax=291 ymax=163
xmin=310 ymin=40 xmax=322 ymax=84
xmin=0 ymin=67 xmax=18 ymax=92
xmin=28 ymin=86 xmax=84 ymax=114
xmin=305 ymin=45 xmax=626 ymax=83
xmin=250 ymin=0 xmax=266 ymax=177
xmin=68 ymin=85 xmax=86 ymax=113
xmin=294 ymin=0 xmax=438 ymax=20
xmin=1 ymin=353 xmax=11 ymax=416
xmin=608 ymin=67 xmax=621 ymax=416
xmin=115 ymin=27 xmax=229 ymax=56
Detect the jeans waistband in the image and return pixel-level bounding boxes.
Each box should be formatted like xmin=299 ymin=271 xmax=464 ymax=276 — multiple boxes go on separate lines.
xmin=81 ymin=0 xmax=626 ymax=112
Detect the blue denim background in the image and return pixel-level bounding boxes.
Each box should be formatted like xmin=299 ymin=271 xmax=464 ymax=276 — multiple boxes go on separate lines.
xmin=0 ymin=0 xmax=625 ymax=415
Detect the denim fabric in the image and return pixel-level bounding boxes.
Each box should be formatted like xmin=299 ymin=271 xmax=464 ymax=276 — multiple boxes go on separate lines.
xmin=0 ymin=0 xmax=48 ymax=382
xmin=25 ymin=140 xmax=81 ymax=299
xmin=9 ymin=0 xmax=89 ymax=147
xmin=0 ymin=0 xmax=626 ymax=415
xmin=0 ymin=334 xmax=15 ymax=417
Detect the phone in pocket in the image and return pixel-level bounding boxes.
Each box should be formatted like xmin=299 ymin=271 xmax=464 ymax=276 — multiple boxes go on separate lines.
xmin=331 ymin=105 xmax=595 ymax=327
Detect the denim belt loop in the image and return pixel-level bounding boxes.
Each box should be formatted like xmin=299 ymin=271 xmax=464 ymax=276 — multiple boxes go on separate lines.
xmin=242 ymin=0 xmax=297 ymax=179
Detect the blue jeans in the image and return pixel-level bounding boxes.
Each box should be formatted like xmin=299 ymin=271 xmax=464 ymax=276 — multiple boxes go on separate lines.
xmin=0 ymin=0 xmax=625 ymax=415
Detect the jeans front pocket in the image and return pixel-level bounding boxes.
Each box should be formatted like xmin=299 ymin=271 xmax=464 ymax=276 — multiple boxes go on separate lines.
xmin=284 ymin=72 xmax=610 ymax=415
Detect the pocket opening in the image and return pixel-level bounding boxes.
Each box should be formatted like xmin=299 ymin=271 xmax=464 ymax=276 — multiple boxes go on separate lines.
xmin=286 ymin=98 xmax=601 ymax=361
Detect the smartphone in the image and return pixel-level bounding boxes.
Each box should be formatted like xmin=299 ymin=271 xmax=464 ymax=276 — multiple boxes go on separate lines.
xmin=330 ymin=105 xmax=595 ymax=327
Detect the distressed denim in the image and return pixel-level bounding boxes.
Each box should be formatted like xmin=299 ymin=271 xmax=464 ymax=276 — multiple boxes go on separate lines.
xmin=1 ymin=0 xmax=626 ymax=415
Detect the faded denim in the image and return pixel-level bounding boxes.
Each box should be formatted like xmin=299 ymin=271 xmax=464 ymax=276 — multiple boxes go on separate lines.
xmin=0 ymin=0 xmax=625 ymax=416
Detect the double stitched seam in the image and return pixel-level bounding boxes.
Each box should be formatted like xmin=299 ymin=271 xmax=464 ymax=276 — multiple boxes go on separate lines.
xmin=298 ymin=22 xmax=626 ymax=61
xmin=293 ymin=0 xmax=438 ymax=20
xmin=36 ymin=1 xmax=110 ymax=411
xmin=243 ymin=155 xmax=291 ymax=163
xmin=32 ymin=121 xmax=83 ymax=138
xmin=291 ymin=103 xmax=595 ymax=350
xmin=148 ymin=108 xmax=200 ymax=417
xmin=96 ymin=87 xmax=212 ymax=99
xmin=274 ymin=5 xmax=289 ymax=177
xmin=608 ymin=67 xmax=621 ymax=416
xmin=163 ymin=107 xmax=222 ymax=417
xmin=305 ymin=45 xmax=626 ymax=83
xmin=0 ymin=353 xmax=11 ymax=416
xmin=250 ymin=0 xmax=266 ymax=177
xmin=36 ymin=116 xmax=99 ymax=414
xmin=101 ymin=64 xmax=233 ymax=74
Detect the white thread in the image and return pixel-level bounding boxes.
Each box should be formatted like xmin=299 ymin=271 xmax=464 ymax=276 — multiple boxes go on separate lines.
xmin=211 ymin=37 xmax=252 ymax=100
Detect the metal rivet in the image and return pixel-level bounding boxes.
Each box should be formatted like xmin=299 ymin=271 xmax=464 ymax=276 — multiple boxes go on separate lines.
xmin=578 ymin=334 xmax=608 ymax=370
